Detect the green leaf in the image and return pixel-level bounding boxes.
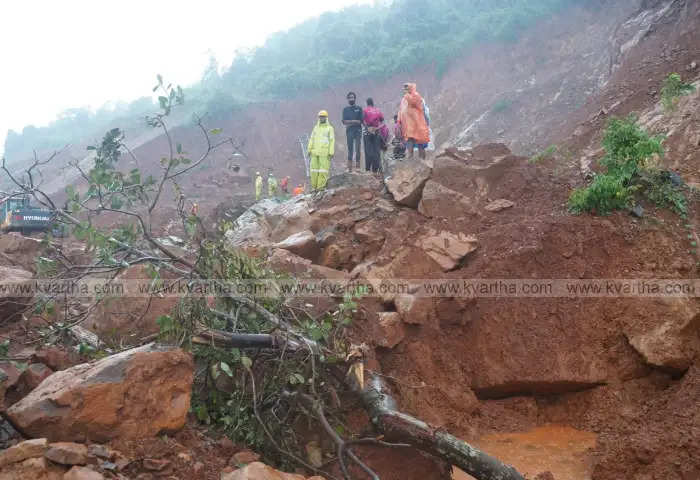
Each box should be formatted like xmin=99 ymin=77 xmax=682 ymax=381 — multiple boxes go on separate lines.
xmin=220 ymin=361 xmax=234 ymax=377
xmin=210 ymin=128 xmax=222 ymax=135
xmin=240 ymin=356 xmax=252 ymax=369
xmin=110 ymin=196 xmax=124 ymax=210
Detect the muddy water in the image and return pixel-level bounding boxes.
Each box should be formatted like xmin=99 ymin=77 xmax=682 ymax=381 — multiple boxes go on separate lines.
xmin=452 ymin=425 xmax=597 ymax=480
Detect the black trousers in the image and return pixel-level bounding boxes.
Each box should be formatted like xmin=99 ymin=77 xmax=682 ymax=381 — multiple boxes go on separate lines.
xmin=346 ymin=128 xmax=362 ymax=166
xmin=364 ymin=133 xmax=381 ymax=172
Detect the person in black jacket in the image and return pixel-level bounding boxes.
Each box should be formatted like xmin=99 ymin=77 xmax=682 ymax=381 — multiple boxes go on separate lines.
xmin=342 ymin=92 xmax=363 ymax=172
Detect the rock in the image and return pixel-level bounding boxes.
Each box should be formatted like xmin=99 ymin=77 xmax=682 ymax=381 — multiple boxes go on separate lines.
xmin=0 ymin=267 xmax=33 ymax=324
xmin=45 ymin=443 xmax=88 ymax=466
xmin=395 ymin=295 xmax=435 ymax=326
xmin=0 ymin=362 xmax=23 ymax=392
xmin=630 ymin=204 xmax=644 ymax=218
xmin=63 ymin=466 xmax=104 ymax=480
xmin=273 ymin=231 xmax=320 ymax=262
xmin=484 ymin=199 xmax=515 ymax=212
xmin=0 ymin=438 xmax=48 ymax=467
xmin=84 ymin=264 xmax=179 ymax=340
xmin=415 ymin=229 xmax=478 ymax=271
xmin=220 ymin=461 xmax=308 ymax=480
xmin=6 ymin=343 xmax=193 ymax=442
xmin=385 ymin=161 xmax=432 ymax=208
xmin=20 ymin=363 xmax=53 ymax=391
xmin=230 ymin=450 xmax=260 ymax=466
xmin=86 ymin=445 xmax=113 ymax=460
xmin=0 ymin=456 xmax=65 ymax=480
xmin=142 ymin=459 xmax=170 ymax=471
xmin=33 ymin=348 xmax=78 ymax=372
xmin=418 ymin=180 xmax=475 ymax=218
xmin=326 ymin=172 xmax=382 ymax=191
xmin=376 ymin=312 xmax=405 ymax=349
xmin=626 ymin=301 xmax=700 ymax=371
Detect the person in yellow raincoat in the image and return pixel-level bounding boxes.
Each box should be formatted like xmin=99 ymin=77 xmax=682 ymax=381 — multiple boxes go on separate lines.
xmin=307 ymin=110 xmax=335 ymax=191
xmin=254 ymin=171 xmax=263 ymax=200
xmin=268 ymin=172 xmax=278 ymax=197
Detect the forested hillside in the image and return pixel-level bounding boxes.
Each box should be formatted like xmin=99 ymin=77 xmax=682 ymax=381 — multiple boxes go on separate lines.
xmin=3 ymin=0 xmax=580 ymax=161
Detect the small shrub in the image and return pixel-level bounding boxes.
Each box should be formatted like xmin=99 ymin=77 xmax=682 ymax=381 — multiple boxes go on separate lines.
xmin=661 ymin=73 xmax=695 ymax=112
xmin=568 ymin=115 xmax=687 ymax=216
xmin=638 ymin=170 xmax=687 ymax=216
xmin=568 ymin=174 xmax=635 ymax=215
xmin=529 ymin=145 xmax=557 ymax=164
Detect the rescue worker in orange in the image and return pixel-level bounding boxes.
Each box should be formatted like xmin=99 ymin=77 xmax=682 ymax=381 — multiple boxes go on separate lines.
xmin=293 ymin=184 xmax=305 ymax=196
xmin=398 ymin=83 xmax=430 ymax=160
xmin=280 ymin=176 xmax=290 ymax=194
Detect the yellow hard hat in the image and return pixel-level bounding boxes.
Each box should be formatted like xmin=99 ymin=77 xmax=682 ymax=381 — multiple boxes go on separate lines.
xmin=318 ymin=110 xmax=328 ymax=117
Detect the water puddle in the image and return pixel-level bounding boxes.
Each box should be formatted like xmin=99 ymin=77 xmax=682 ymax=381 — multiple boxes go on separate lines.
xmin=452 ymin=424 xmax=597 ymax=480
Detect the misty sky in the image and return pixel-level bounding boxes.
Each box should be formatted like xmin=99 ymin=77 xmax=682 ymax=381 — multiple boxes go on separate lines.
xmin=0 ymin=0 xmax=371 ymax=155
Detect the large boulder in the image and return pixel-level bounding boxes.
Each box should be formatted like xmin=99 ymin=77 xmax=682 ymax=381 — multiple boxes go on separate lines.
xmin=385 ymin=161 xmax=432 ymax=208
xmin=273 ymin=231 xmax=320 ymax=262
xmin=419 ymin=153 xmax=530 ymax=219
xmin=0 ymin=266 xmax=33 ymax=324
xmin=6 ymin=343 xmax=193 ymax=442
xmin=84 ymin=265 xmax=178 ymax=342
xmin=414 ymin=229 xmax=478 ymax=271
xmin=225 ymin=197 xmax=314 ymax=254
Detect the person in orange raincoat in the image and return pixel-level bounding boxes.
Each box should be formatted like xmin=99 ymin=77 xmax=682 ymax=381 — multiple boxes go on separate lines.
xmin=398 ymin=83 xmax=430 ymax=160
xmin=293 ymin=184 xmax=305 ymax=196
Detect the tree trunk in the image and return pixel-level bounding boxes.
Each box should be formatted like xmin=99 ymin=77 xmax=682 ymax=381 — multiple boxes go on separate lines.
xmin=201 ymin=328 xmax=526 ymax=480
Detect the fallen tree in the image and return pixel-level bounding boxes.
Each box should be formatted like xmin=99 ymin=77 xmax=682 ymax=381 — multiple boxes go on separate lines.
xmin=191 ymin=324 xmax=525 ymax=480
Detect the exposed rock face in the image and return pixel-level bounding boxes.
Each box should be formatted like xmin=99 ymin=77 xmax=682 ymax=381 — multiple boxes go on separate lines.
xmin=220 ymin=461 xmax=323 ymax=480
xmin=395 ymin=295 xmax=435 ymax=326
xmin=0 ymin=266 xmax=33 ymax=324
xmin=0 ymin=456 xmax=65 ymax=480
xmin=385 ymin=160 xmax=432 ymax=208
xmin=0 ymin=233 xmax=44 ymax=273
xmin=625 ymin=299 xmax=700 ymax=371
xmin=415 ymin=229 xmax=478 ymax=271
xmin=6 ymin=344 xmax=193 ymax=442
xmin=63 ymin=466 xmax=105 ymax=480
xmin=375 ymin=312 xmax=405 ymax=349
xmin=84 ymin=265 xmax=178 ymax=340
xmin=267 ymin=249 xmax=348 ymax=318
xmin=273 ymin=231 xmax=320 ymax=262
xmin=484 ymin=199 xmax=515 ymax=212
xmin=19 ymin=363 xmax=53 ymax=391
xmin=418 ymin=180 xmax=475 ymax=218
